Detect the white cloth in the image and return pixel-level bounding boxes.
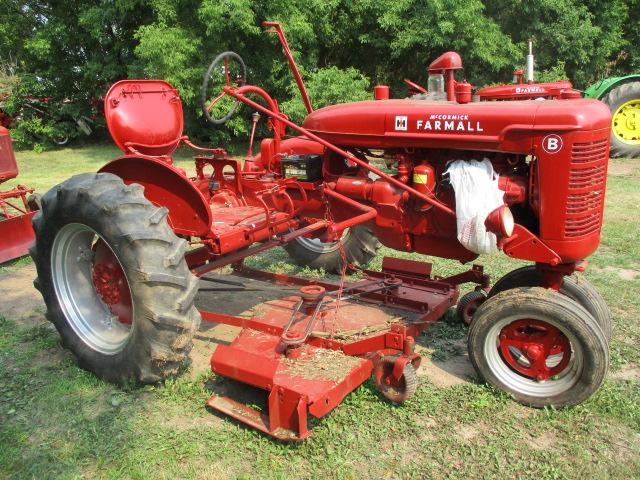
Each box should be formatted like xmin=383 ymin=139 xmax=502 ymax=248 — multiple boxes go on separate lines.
xmin=445 ymin=159 xmax=505 ymax=254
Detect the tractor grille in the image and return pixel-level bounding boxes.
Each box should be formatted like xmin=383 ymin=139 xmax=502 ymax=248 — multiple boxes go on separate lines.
xmin=565 ymin=139 xmax=608 ymax=238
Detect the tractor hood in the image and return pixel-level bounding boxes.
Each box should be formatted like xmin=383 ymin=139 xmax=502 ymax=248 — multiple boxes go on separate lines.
xmin=476 ymin=81 xmax=575 ymax=100
xmin=301 ymin=98 xmax=611 ymax=152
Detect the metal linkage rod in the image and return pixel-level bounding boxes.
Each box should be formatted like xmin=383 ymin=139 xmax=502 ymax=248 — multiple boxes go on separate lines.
xmin=226 ymin=86 xmax=456 ymax=217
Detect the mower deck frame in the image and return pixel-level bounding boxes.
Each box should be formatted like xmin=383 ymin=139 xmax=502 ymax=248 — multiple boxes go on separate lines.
xmin=200 ymin=257 xmax=487 ymax=440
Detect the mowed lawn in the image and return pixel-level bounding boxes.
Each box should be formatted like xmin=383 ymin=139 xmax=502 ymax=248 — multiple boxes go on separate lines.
xmin=1 ymin=145 xmax=639 ymax=479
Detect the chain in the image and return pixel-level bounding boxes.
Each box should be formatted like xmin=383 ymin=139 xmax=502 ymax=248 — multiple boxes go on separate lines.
xmin=319 ymin=186 xmax=366 ymax=337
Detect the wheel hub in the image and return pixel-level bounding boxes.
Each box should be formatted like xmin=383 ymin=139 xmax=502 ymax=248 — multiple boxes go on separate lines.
xmin=92 ymin=263 xmax=122 ymax=305
xmin=613 ymin=99 xmax=640 ymax=144
xmin=91 ymin=240 xmax=133 ymax=325
xmin=499 ymin=319 xmax=571 ymax=381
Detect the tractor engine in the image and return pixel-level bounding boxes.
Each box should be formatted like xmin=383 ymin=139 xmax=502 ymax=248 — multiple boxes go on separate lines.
xmin=251 ymin=97 xmax=611 ymax=275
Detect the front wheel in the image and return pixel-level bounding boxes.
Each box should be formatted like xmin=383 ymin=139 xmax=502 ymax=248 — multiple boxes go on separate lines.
xmin=468 ymin=287 xmax=608 ymax=408
xmin=31 ymin=173 xmax=201 ymax=384
xmin=489 ymin=266 xmax=611 ymax=342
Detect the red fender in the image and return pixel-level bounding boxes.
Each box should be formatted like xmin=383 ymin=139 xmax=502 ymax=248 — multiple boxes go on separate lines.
xmin=99 ymin=155 xmax=212 ymax=237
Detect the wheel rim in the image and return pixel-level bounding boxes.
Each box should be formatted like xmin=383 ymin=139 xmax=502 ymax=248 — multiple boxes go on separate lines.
xmin=612 ymin=99 xmax=640 ymax=145
xmin=483 ymin=315 xmax=583 ymax=397
xmin=295 ymin=229 xmax=350 ymax=254
xmin=51 ymin=223 xmax=134 ymax=354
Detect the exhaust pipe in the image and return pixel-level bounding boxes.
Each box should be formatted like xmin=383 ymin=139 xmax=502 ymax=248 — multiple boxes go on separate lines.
xmin=526 ymin=40 xmax=534 ymax=84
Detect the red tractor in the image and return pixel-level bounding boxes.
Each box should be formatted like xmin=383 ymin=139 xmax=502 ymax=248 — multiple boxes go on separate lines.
xmin=31 ymin=23 xmax=611 ymax=440
xmin=0 ymin=126 xmax=40 ymax=263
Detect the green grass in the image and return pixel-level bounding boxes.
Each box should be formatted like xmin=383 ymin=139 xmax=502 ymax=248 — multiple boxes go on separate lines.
xmin=1 ymin=149 xmax=639 ymax=478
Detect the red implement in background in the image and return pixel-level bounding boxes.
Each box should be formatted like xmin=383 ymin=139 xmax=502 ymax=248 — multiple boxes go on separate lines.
xmin=0 ymin=126 xmax=39 ymax=263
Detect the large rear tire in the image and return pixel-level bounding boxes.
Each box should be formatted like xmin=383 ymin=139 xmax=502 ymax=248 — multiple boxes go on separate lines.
xmin=31 ymin=173 xmax=201 ymax=384
xmin=468 ymin=287 xmax=608 ymax=408
xmin=284 ymin=225 xmax=381 ymax=273
xmin=489 ymin=266 xmax=611 ymax=342
xmin=601 ymin=81 xmax=640 ymax=159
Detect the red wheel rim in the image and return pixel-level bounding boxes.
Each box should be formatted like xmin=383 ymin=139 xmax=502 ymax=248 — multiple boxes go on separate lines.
xmin=91 ymin=239 xmax=133 ymax=325
xmin=498 ymin=319 xmax=571 ymax=381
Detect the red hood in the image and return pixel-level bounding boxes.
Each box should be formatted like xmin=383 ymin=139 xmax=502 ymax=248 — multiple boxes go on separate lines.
xmin=301 ymin=98 xmax=610 ymax=152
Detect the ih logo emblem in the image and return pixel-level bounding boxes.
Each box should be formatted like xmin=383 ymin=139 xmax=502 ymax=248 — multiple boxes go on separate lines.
xmin=395 ymin=116 xmax=408 ymax=131
xmin=542 ymin=134 xmax=563 ymax=154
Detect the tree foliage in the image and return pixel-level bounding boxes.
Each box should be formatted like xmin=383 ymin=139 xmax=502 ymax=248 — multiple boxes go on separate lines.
xmin=1 ymin=0 xmax=638 ymax=148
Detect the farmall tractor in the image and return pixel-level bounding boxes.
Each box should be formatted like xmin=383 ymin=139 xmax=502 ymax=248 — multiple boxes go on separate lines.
xmin=31 ymin=23 xmax=612 ymax=440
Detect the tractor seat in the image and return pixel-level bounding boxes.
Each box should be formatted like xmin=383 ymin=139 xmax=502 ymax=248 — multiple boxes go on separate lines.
xmin=104 ymin=80 xmax=184 ymax=157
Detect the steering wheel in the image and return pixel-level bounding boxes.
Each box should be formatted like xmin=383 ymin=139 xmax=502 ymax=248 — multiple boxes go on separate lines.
xmin=201 ymin=51 xmax=247 ymax=125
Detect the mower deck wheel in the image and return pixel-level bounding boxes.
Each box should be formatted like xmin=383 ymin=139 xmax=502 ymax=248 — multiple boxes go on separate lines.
xmin=30 ymin=172 xmax=201 ymax=384
xmin=373 ymin=356 xmax=418 ymax=403
xmin=468 ymin=287 xmax=608 ymax=408
xmin=456 ymin=290 xmax=487 ymax=325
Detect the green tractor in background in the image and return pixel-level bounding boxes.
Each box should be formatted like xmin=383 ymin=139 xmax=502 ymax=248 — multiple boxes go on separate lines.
xmin=584 ymin=76 xmax=640 ymax=158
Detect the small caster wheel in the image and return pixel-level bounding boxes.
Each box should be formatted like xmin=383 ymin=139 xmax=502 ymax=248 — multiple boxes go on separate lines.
xmin=373 ymin=356 xmax=418 ymax=403
xmin=456 ymin=290 xmax=487 ymax=325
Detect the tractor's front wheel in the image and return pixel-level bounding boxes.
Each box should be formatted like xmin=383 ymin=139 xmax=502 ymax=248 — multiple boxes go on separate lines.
xmin=602 ymin=81 xmax=640 ymax=158
xmin=489 ymin=266 xmax=611 ymax=342
xmin=31 ymin=173 xmax=201 ymax=384
xmin=468 ymin=287 xmax=608 ymax=408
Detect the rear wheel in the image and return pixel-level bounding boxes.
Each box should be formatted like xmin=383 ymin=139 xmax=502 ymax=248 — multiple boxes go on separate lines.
xmin=284 ymin=225 xmax=381 ymax=273
xmin=468 ymin=287 xmax=608 ymax=407
xmin=31 ymin=172 xmax=201 ymax=384
xmin=489 ymin=266 xmax=611 ymax=342
xmin=602 ymin=81 xmax=640 ymax=158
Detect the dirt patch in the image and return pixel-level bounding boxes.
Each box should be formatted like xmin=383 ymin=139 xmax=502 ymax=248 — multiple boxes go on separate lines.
xmin=608 ymin=160 xmax=639 ymax=177
xmin=611 ymin=364 xmax=640 ymax=381
xmin=527 ymin=431 xmax=557 ymax=450
xmin=602 ymin=266 xmax=639 ymax=281
xmin=456 ymin=424 xmax=480 ymax=441
xmin=31 ymin=345 xmax=72 ymax=367
xmin=0 ymin=263 xmax=46 ymax=325
xmin=416 ymin=340 xmax=475 ymax=388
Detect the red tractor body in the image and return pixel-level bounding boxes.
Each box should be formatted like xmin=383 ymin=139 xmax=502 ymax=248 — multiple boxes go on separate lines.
xmin=301 ymin=98 xmax=609 ymax=264
xmin=31 ymin=23 xmax=613 ymax=441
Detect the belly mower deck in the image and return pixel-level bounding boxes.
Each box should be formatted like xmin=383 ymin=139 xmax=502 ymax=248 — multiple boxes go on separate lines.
xmin=200 ymin=257 xmax=487 ymax=440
